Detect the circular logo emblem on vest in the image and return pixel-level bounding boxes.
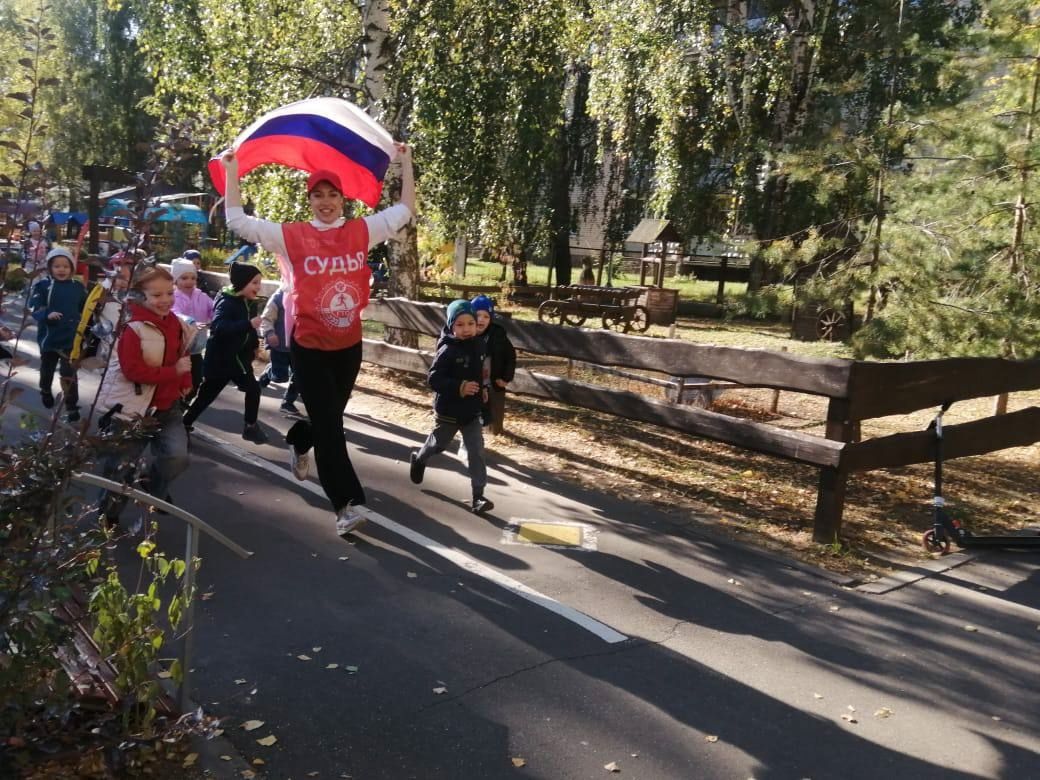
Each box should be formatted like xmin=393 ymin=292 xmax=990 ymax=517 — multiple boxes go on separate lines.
xmin=318 ymin=280 xmax=361 ymax=329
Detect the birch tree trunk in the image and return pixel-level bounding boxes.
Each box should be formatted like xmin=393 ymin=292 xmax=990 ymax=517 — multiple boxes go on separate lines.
xmin=362 ymin=0 xmax=419 ymax=347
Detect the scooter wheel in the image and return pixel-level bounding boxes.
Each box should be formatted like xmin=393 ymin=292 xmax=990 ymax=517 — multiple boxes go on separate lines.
xmin=923 ymin=529 xmax=951 ymax=555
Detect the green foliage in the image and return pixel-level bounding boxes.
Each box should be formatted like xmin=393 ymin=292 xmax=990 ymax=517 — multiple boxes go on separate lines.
xmin=0 ymin=423 xmax=103 ymax=758
xmin=89 ymin=539 xmax=195 ymax=734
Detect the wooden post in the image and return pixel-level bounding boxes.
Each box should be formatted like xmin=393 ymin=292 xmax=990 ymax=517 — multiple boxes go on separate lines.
xmin=813 ymin=398 xmax=854 ymax=543
xmin=488 ymin=388 xmax=506 ymax=435
xmin=770 ymin=347 xmax=787 ymax=412
xmin=715 ymin=256 xmax=728 ymax=305
xmin=993 ymin=392 xmax=1009 ymax=416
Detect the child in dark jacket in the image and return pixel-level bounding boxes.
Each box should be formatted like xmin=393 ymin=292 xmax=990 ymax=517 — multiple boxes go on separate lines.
xmin=409 ymin=300 xmax=493 ymax=513
xmin=469 ymin=294 xmax=516 ymax=427
xmin=30 ymin=247 xmax=87 ymax=421
xmin=182 ymin=262 xmax=268 ymax=444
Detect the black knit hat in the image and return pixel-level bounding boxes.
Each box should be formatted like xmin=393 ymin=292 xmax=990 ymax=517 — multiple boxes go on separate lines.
xmin=229 ymin=262 xmax=261 ymax=292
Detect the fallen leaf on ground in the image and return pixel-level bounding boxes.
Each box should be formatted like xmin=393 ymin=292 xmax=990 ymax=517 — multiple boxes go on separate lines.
xmin=346 ymin=665 xmax=359 ymax=673
xmin=234 ymin=679 xmax=247 ymax=685
xmin=511 ymin=757 xmax=527 ymax=767
xmin=813 ymin=693 xmax=824 ymax=700
xmin=252 ymin=758 xmax=265 ymax=766
xmin=312 ymin=647 xmax=322 ymax=652
xmin=257 ymin=735 xmax=278 ymax=746
xmin=220 ymin=755 xmax=231 ymax=761
xmin=829 ymin=605 xmax=841 ymax=612
xmin=407 ymin=572 xmax=418 ymax=578
xmin=326 ymin=663 xmax=339 ymax=669
xmin=874 ymin=707 xmax=893 ymax=719
xmin=705 ymin=735 xmax=719 ymax=743
xmin=241 ymin=720 xmax=264 ymax=731
xmin=182 ymin=753 xmax=198 ymax=767
xmin=157 ymin=670 xmax=172 ymax=679
xmin=964 ymin=625 xmax=978 ymax=632
xmin=297 ymin=654 xmax=312 ymax=661
xmin=992 ymin=716 xmax=1002 ymax=721
xmin=841 ymin=713 xmax=858 ymax=723
xmin=604 ymin=761 xmax=620 ymax=772
xmin=339 ymin=556 xmax=349 ymax=561
xmin=433 ymin=686 xmax=448 ymax=694
xmin=308 ymin=773 xmax=319 ymax=777
xmin=241 ymin=772 xmax=256 ymax=779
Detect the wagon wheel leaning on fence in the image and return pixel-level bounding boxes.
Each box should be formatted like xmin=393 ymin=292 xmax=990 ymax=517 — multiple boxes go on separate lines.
xmin=816 ymin=308 xmax=847 ymax=341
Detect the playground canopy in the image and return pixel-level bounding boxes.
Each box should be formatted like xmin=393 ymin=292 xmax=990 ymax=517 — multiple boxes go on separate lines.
xmin=143 ymin=202 xmax=208 ymax=225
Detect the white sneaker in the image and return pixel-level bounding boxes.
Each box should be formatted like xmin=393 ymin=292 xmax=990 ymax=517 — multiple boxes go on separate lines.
xmin=289 ymin=444 xmax=310 ymax=481
xmin=335 ymin=505 xmax=367 ymax=536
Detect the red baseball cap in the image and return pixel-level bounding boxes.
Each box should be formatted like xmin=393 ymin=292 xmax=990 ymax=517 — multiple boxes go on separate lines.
xmin=306 ymin=169 xmax=343 ymax=195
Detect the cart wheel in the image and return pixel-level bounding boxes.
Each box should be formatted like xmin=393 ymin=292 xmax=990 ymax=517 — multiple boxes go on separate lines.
xmin=602 ymin=313 xmax=628 ymax=333
xmin=817 ymin=308 xmax=847 ymax=341
xmin=629 ymin=306 xmax=650 ymax=333
xmin=538 ymin=301 xmax=564 ymax=325
xmin=922 ymin=529 xmax=951 ymax=555
xmin=562 ymin=312 xmax=587 ymax=327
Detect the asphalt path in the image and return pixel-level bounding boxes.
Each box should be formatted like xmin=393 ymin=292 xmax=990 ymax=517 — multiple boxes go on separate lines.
xmin=3 ymin=298 xmax=1039 ymax=779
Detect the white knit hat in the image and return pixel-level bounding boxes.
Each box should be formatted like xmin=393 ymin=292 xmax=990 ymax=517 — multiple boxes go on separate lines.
xmin=170 ymin=258 xmax=196 ymax=281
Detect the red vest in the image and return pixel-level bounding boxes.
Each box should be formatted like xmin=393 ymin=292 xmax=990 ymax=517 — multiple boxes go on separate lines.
xmin=281 ymin=220 xmax=371 ymax=350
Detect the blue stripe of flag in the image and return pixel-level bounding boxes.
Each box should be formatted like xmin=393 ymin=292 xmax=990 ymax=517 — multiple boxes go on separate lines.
xmin=247 ymin=114 xmax=391 ymax=180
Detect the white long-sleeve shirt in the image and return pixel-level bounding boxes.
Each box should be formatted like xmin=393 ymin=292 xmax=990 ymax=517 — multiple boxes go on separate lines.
xmin=225 ymin=203 xmax=412 ymax=256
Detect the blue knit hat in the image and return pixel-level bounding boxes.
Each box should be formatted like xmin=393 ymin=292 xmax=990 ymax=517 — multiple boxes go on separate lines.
xmin=446 ymin=299 xmax=474 ymax=328
xmin=470 ymin=294 xmax=494 ymax=316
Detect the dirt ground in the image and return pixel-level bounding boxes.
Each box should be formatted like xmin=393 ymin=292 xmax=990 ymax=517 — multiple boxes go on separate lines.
xmin=350 ymin=356 xmax=1040 ymax=582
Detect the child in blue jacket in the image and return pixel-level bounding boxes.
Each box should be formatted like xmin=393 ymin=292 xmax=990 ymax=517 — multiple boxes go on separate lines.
xmin=409 ymin=300 xmax=493 ymax=514
xmin=182 ymin=262 xmax=268 ymax=444
xmin=30 ymin=247 xmax=87 ymax=421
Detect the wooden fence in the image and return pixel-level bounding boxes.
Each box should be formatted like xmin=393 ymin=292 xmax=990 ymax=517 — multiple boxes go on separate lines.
xmin=362 ymin=298 xmax=1040 ymax=542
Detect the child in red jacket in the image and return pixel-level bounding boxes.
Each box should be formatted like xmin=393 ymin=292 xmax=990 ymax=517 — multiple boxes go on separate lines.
xmin=94 ymin=267 xmax=195 ymax=526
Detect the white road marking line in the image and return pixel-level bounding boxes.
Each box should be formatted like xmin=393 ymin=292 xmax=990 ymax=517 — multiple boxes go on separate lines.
xmin=194 ymin=428 xmax=630 ymax=645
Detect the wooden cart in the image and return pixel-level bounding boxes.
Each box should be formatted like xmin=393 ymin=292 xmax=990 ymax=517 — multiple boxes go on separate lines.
xmin=537 ymin=285 xmax=650 ymax=333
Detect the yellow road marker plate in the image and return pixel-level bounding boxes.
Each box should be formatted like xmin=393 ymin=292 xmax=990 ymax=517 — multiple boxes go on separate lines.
xmin=517 ymin=523 xmax=583 ymax=547
xmin=503 ymin=519 xmax=598 ymax=551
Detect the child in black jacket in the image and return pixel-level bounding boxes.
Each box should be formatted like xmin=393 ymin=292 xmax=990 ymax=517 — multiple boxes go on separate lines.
xmin=470 ymin=294 xmax=516 ymax=427
xmin=409 ymin=300 xmax=493 ymax=513
xmin=182 ymin=262 xmax=268 ymax=444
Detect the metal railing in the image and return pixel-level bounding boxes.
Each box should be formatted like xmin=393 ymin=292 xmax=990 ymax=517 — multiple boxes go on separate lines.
xmin=71 ymin=472 xmax=253 ymax=712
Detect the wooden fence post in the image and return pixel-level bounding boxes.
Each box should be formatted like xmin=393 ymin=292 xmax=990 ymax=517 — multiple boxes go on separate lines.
xmin=813 ymin=398 xmax=855 ymax=543
xmin=489 ymin=388 xmax=506 ymax=435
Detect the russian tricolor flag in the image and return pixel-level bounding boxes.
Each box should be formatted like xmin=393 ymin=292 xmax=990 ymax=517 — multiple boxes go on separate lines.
xmin=208 ymin=97 xmax=396 ymax=208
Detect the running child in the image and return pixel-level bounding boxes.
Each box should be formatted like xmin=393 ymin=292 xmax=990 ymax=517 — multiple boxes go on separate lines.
xmin=409 ymin=300 xmax=494 ymax=514
xmin=182 ymin=262 xmax=268 ymax=444
xmin=94 ymin=266 xmax=195 ymax=524
xmin=469 ymin=294 xmax=516 ymax=428
xmin=220 ymin=145 xmax=414 ymax=536
xmin=258 ymin=283 xmax=302 ymax=417
xmin=30 ymin=247 xmax=87 ymax=422
xmin=170 ymin=256 xmax=214 ymax=401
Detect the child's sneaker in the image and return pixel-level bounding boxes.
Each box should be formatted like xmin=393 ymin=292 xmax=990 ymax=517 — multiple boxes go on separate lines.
xmin=289 ymin=443 xmax=310 ymax=481
xmin=471 ymin=495 xmax=494 ymax=514
xmin=335 ymin=504 xmax=367 ymax=536
xmin=242 ymin=422 xmax=268 ymax=445
xmin=409 ymin=451 xmax=425 ymax=484
xmin=40 ymin=389 xmax=54 ymax=409
xmin=280 ymin=401 xmax=302 ymax=416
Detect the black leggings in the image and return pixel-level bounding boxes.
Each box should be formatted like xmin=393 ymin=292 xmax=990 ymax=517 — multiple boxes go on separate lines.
xmin=39 ymin=350 xmax=78 ymax=410
xmin=286 ymin=340 xmax=364 ymax=512
xmin=183 ymin=371 xmax=260 ymax=427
